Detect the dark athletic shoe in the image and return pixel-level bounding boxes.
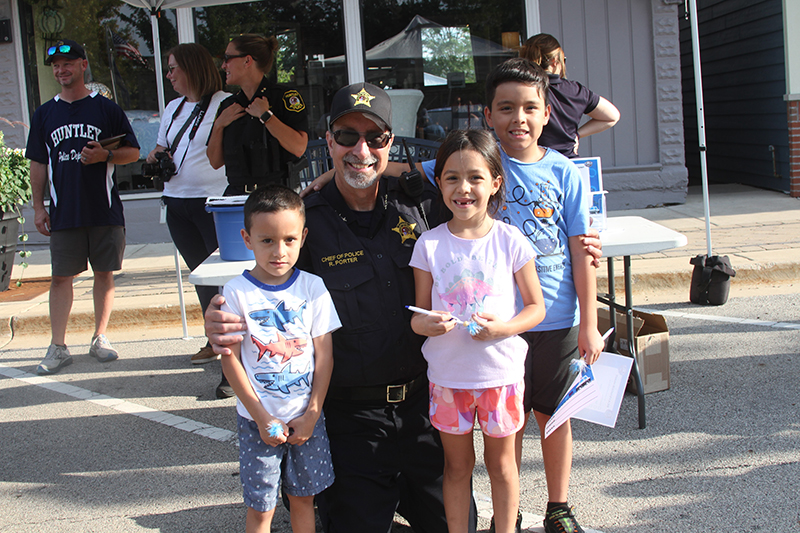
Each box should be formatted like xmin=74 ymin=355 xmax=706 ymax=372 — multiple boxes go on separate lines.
xmin=543 ymin=506 xmax=584 ymax=533
xmin=215 ymin=375 xmax=234 ymax=399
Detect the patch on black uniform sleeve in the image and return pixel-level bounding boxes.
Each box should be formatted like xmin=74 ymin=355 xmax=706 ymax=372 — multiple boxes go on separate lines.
xmin=283 ymin=90 xmax=305 ymax=113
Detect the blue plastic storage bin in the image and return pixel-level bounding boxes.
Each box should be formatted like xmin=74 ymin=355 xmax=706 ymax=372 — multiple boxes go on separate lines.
xmin=205 ymin=204 xmax=254 ymax=261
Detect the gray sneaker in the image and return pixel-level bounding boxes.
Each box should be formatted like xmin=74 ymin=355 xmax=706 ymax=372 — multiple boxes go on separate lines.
xmin=37 ymin=344 xmax=73 ymax=375
xmin=89 ymin=334 xmax=119 ymax=362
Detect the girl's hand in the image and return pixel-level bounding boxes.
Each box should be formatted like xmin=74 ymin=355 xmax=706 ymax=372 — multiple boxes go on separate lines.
xmin=581 ymin=229 xmax=603 ymax=268
xmin=257 ymin=417 xmax=288 ymax=447
xmin=300 ymin=169 xmax=334 ymax=197
xmin=216 ymin=103 xmax=246 ymax=128
xmin=410 ymin=310 xmax=457 ymax=337
xmin=468 ymin=312 xmax=510 ymax=341
xmin=578 ymin=327 xmax=604 ymax=365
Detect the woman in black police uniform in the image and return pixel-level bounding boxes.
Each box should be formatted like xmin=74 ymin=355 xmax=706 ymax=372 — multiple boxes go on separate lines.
xmin=207 ymin=34 xmax=308 ymax=195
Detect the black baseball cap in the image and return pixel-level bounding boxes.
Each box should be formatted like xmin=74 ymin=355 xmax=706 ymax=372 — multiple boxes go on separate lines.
xmin=329 ymin=82 xmax=392 ymax=131
xmin=44 ymin=40 xmax=87 ymax=65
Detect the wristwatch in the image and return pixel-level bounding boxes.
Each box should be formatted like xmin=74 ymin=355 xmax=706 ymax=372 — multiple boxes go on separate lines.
xmin=260 ymin=110 xmax=274 ymax=124
xmin=106 ymin=150 xmax=114 ymax=163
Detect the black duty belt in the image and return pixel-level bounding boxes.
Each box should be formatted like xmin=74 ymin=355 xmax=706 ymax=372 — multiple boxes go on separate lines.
xmin=327 ymin=374 xmax=426 ymax=404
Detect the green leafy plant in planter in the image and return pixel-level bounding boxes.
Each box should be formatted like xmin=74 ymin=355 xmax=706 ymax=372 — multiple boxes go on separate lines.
xmin=0 ymin=125 xmax=33 ymax=289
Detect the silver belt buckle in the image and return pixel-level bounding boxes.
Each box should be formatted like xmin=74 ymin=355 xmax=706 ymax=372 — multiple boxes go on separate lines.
xmin=386 ymin=383 xmax=407 ymax=403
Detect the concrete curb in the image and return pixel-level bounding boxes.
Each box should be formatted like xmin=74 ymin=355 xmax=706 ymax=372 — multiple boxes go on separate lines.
xmin=3 ymin=259 xmax=798 ymax=338
xmin=4 ymin=302 xmax=205 ymax=338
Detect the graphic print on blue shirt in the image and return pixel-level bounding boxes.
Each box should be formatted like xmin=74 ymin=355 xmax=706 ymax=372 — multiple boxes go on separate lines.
xmin=248 ymin=300 xmax=306 ymax=331
xmin=503 ymin=179 xmax=564 ymax=258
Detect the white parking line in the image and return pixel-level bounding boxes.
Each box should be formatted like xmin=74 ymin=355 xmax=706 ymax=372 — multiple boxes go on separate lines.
xmin=0 ymin=363 xmax=609 ymax=532
xmin=637 ymin=308 xmax=800 ymax=329
xmin=0 ymin=363 xmax=237 ymax=443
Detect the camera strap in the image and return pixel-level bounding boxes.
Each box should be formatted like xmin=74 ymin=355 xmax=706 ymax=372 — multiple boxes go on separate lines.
xmin=164 ymin=94 xmax=213 ymax=173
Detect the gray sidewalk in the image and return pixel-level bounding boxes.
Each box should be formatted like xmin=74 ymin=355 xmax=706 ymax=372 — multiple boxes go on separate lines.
xmin=2 ymin=183 xmax=799 ymax=339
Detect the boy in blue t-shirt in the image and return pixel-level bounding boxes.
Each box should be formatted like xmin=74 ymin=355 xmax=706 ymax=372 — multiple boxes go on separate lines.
xmin=221 ymin=185 xmax=340 ymax=533
xmin=478 ymin=58 xmax=603 ymax=533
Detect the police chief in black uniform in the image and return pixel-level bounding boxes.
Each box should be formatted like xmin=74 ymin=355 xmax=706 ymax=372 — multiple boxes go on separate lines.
xmin=206 ymin=82 xmax=477 ymax=533
xmin=207 ymin=34 xmax=308 ymax=195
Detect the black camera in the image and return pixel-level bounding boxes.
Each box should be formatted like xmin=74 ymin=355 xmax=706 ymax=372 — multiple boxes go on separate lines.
xmin=142 ymin=151 xmax=176 ymax=181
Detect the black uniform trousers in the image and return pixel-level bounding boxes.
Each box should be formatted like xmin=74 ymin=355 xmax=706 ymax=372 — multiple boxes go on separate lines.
xmin=317 ymin=379 xmax=477 ymax=533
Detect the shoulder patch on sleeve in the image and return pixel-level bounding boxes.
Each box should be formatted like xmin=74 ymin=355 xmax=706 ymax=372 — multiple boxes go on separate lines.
xmin=283 ymin=90 xmax=305 ymax=113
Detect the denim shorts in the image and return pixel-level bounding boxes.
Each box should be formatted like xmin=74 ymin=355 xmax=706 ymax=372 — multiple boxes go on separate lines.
xmin=237 ymin=413 xmax=335 ymax=512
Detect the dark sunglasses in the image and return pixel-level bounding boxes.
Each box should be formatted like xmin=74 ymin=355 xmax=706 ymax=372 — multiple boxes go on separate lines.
xmin=222 ymin=53 xmax=248 ymax=63
xmin=331 ymin=129 xmax=392 ymax=149
xmin=47 ymin=44 xmax=73 ymax=57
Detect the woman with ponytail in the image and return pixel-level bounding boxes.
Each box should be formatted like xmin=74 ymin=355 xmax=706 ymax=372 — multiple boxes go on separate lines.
xmin=208 ymin=34 xmax=308 ymax=196
xmin=520 ymin=33 xmax=620 ymax=158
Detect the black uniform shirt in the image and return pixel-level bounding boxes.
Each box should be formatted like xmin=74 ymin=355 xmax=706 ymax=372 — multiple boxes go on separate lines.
xmin=217 ymin=77 xmax=308 ymax=187
xmin=298 ymin=174 xmax=447 ymax=388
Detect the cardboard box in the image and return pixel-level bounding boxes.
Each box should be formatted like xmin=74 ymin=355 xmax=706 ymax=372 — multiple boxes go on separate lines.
xmin=597 ymin=308 xmax=670 ymax=394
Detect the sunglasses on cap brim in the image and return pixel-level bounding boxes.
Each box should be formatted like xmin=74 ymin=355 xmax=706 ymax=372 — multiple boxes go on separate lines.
xmin=331 ymin=130 xmax=392 ymax=149
xmin=47 ymin=44 xmax=77 ymax=57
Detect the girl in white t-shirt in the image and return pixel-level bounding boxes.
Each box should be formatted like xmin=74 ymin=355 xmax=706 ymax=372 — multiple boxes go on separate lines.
xmin=409 ymin=130 xmax=545 ymax=533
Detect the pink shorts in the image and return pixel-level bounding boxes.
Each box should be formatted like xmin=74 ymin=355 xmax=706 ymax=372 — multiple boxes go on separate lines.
xmin=428 ymin=381 xmax=525 ymax=438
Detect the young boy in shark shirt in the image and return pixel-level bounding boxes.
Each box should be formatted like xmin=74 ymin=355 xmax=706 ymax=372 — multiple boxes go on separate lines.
xmin=220 ymin=185 xmax=341 ymax=532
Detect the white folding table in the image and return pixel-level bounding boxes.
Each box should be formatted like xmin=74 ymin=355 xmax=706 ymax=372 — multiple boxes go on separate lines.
xmin=598 ymin=216 xmax=688 ymax=429
xmin=188 ymin=251 xmax=254 ymax=287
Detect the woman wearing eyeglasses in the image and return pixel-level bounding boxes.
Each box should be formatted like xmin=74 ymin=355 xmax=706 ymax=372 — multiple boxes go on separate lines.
xmin=146 ymin=43 xmax=230 ymax=367
xmin=520 ymin=34 xmax=620 ymax=158
xmin=207 ymin=34 xmax=309 ymax=195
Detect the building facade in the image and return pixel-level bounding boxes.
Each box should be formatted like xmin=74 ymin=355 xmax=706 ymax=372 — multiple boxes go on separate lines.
xmin=0 ymin=0 xmax=692 ymax=208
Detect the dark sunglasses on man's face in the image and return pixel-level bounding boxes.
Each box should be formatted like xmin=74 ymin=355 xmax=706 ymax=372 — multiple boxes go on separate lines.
xmin=331 ymin=129 xmax=392 ymax=149
xmin=47 ymin=44 xmax=73 ymax=57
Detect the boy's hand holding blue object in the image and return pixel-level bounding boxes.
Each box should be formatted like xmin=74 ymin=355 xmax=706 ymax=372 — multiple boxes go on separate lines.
xmin=261 ymin=419 xmax=289 ymax=447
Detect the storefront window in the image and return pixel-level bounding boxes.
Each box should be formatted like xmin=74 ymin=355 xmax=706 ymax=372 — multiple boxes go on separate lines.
xmin=194 ymin=0 xmax=343 ymax=140
xmin=18 ymin=0 xmax=523 ymax=192
xmin=20 ymin=0 xmax=178 ymax=191
xmin=362 ymin=1 xmax=525 ymax=140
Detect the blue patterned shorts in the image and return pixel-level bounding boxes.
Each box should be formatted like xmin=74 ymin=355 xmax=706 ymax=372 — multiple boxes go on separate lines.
xmin=237 ymin=413 xmax=335 ymax=512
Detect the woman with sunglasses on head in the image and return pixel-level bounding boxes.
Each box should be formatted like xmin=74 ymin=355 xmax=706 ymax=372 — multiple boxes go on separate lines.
xmin=208 ymin=34 xmax=309 ymax=195
xmin=520 ymin=33 xmax=620 ymax=158
xmin=146 ymin=43 xmax=229 ymax=368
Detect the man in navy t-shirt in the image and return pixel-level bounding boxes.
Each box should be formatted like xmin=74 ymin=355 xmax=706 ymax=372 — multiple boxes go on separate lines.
xmin=25 ymin=39 xmax=140 ymax=375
